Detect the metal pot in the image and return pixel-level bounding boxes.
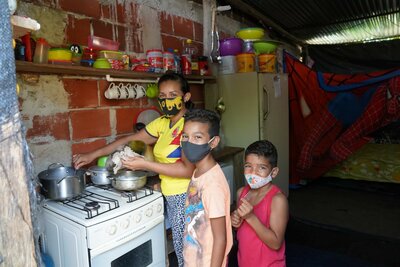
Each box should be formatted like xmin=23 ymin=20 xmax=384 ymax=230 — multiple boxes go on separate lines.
xmin=38 ymin=163 xmax=85 ymax=200
xmin=109 ymin=170 xmax=147 ymax=191
xmin=87 ymin=166 xmax=112 ymax=185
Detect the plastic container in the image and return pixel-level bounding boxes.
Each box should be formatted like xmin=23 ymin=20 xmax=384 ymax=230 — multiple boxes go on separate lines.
xmin=236 ymin=53 xmax=255 ymax=73
xmin=183 ymin=39 xmax=198 ymax=57
xmin=242 ymin=40 xmax=254 ymax=53
xmin=198 ymin=56 xmax=210 ymax=76
xmin=219 ymin=37 xmax=243 ymax=56
xmin=146 ymin=49 xmax=163 ymax=69
xmin=236 ymin=27 xmax=265 ymax=40
xmin=163 ymin=51 xmax=175 ymax=72
xmin=88 ymin=35 xmax=119 ymax=51
xmin=98 ymin=50 xmax=123 ymax=60
xmin=173 ymin=49 xmax=181 ymax=73
xmin=48 ymin=48 xmax=72 ymax=61
xmin=33 ymin=38 xmax=49 ymax=64
xmin=218 ymin=56 xmax=237 ymax=74
xmin=253 ymin=41 xmax=278 ymax=54
xmin=258 ymin=54 xmax=276 ymax=73
xmin=93 ymin=58 xmax=111 ymax=69
xmin=181 ymin=54 xmax=192 ymax=75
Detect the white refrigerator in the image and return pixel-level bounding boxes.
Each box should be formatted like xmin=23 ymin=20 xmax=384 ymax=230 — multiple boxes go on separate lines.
xmin=206 ymin=72 xmax=289 ymax=195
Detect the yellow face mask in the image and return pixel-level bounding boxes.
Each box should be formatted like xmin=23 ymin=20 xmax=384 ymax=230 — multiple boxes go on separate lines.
xmin=158 ymin=96 xmax=183 ymax=117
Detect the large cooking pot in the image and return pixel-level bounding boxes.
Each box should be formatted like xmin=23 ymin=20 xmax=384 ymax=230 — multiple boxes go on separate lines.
xmin=109 ymin=170 xmax=147 ymax=191
xmin=87 ymin=166 xmax=112 ymax=185
xmin=38 ymin=163 xmax=85 ymax=200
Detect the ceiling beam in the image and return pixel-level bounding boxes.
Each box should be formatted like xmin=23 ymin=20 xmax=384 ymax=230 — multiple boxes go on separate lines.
xmin=226 ymin=0 xmax=304 ymax=45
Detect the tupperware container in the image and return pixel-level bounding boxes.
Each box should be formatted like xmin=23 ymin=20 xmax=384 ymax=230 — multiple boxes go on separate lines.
xmin=236 ymin=53 xmax=255 ymax=73
xmin=253 ymin=41 xmax=279 ymax=54
xmin=88 ymin=35 xmax=119 ymax=51
xmin=98 ymin=50 xmax=123 ymax=60
xmin=236 ymin=27 xmax=265 ymax=40
xmin=48 ymin=48 xmax=72 ymax=61
xmin=219 ymin=37 xmax=243 ymax=56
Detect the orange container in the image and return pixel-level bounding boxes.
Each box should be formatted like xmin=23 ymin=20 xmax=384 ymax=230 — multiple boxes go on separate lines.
xmin=258 ymin=54 xmax=276 ymax=73
xmin=236 ymin=53 xmax=255 ymax=73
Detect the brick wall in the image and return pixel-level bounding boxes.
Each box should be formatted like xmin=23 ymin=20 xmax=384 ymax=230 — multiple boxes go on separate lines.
xmin=16 ymin=0 xmax=213 ymax=173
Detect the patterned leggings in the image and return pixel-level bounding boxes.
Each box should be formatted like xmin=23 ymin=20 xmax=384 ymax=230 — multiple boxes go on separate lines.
xmin=165 ymin=193 xmax=187 ymax=267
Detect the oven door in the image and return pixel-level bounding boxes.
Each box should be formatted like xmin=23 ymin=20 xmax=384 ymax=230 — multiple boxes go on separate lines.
xmin=90 ymin=216 xmax=166 ymax=267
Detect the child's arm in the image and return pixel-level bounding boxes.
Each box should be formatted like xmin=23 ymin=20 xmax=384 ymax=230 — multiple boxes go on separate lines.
xmin=239 ymin=193 xmax=288 ymax=250
xmin=231 ymin=187 xmax=244 ymax=228
xmin=210 ymin=216 xmax=227 ymax=267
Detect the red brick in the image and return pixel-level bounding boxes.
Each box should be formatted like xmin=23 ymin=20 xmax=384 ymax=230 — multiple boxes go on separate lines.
xmin=59 ymin=0 xmax=100 ymax=18
xmin=71 ymin=139 xmax=107 ymax=155
xmin=188 ymin=84 xmax=204 ymax=102
xmin=92 ymin=20 xmax=114 ymax=40
xmin=70 ymin=109 xmax=111 ymax=139
xmin=101 ymin=3 xmax=115 ymax=21
xmin=65 ymin=15 xmax=91 ymax=46
xmin=160 ymin=12 xmax=173 ymax=34
xmin=173 ymin=16 xmax=193 ymax=39
xmin=116 ymin=25 xmax=127 ymax=52
xmin=161 ymin=34 xmax=183 ymax=53
xmin=63 ymin=79 xmax=98 ymax=108
xmin=193 ymin=22 xmax=203 ymax=42
xmin=27 ymin=113 xmax=70 ymax=140
xmin=115 ymin=108 xmax=142 ymax=134
xmin=125 ymin=29 xmax=143 ymax=53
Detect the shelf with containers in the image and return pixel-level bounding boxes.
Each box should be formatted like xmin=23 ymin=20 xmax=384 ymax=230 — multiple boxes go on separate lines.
xmin=15 ymin=61 xmax=216 ymax=83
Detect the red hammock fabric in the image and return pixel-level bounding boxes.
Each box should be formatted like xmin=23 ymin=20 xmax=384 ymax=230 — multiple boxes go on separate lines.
xmin=286 ymin=54 xmax=400 ymax=184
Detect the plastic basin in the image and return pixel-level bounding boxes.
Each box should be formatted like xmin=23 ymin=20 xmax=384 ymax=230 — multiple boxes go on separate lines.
xmin=219 ymin=37 xmax=243 ymax=56
xmin=236 ymin=27 xmax=265 ymax=40
xmin=253 ymin=41 xmax=278 ymax=54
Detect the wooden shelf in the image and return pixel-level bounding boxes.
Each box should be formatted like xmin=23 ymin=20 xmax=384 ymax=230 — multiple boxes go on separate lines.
xmin=15 ymin=61 xmax=216 ymax=82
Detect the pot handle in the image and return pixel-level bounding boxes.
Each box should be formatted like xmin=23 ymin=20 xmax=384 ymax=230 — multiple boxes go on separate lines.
xmin=48 ymin=163 xmax=64 ymax=170
xmin=57 ymin=175 xmax=78 ymax=184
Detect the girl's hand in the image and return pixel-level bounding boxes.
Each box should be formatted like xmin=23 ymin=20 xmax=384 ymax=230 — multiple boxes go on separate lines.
xmin=236 ymin=198 xmax=254 ymax=220
xmin=231 ymin=210 xmax=243 ymax=228
xmin=122 ymin=156 xmax=147 ymax=170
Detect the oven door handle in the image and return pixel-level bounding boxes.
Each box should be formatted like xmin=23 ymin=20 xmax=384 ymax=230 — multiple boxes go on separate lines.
xmin=89 ymin=215 xmax=164 ymax=258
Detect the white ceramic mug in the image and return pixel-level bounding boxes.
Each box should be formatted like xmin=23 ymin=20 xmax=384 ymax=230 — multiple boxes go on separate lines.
xmin=125 ymin=83 xmax=136 ymax=99
xmin=134 ymin=84 xmax=146 ymax=99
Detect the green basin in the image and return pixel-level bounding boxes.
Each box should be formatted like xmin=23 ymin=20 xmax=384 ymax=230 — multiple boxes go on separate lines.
xmin=253 ymin=41 xmax=279 ymax=54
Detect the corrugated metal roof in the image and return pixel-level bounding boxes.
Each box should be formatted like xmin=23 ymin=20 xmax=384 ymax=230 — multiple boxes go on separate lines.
xmin=231 ymin=0 xmax=400 ymax=45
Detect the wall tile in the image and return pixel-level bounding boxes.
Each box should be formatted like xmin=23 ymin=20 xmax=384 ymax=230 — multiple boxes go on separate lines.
xmin=173 ymin=16 xmax=193 ymax=39
xmin=27 ymin=113 xmax=70 ymax=140
xmin=63 ymin=79 xmax=98 ymax=108
xmin=70 ymin=109 xmax=111 ymax=139
xmin=65 ymin=15 xmax=91 ymax=46
xmin=59 ymin=0 xmax=100 ymax=19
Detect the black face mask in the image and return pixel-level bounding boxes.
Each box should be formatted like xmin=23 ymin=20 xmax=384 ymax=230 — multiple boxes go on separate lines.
xmin=158 ymin=96 xmax=183 ymax=117
xmin=181 ymin=137 xmax=215 ymax=163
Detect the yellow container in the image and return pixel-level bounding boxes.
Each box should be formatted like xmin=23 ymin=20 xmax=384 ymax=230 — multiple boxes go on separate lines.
xmin=258 ymin=54 xmax=276 ymax=73
xmin=236 ymin=53 xmax=255 ymax=73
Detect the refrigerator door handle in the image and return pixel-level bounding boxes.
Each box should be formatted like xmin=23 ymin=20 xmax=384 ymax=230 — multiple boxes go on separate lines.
xmin=263 ymin=86 xmax=270 ymax=120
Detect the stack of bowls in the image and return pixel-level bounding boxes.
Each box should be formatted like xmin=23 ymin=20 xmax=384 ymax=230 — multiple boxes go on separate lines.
xmin=235 ymin=27 xmax=280 ymax=73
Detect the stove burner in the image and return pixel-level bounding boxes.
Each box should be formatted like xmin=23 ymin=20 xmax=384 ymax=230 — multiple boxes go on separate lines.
xmin=85 ymin=201 xmax=100 ymax=210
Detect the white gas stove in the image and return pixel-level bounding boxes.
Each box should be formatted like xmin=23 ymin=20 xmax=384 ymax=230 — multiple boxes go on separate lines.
xmin=41 ymin=185 xmax=166 ymax=267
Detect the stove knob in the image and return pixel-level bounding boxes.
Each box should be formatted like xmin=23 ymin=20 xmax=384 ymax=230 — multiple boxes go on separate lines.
xmin=121 ymin=219 xmax=130 ymax=229
xmin=146 ymin=207 xmax=153 ymax=217
xmin=134 ymin=214 xmax=142 ymax=223
xmin=156 ymin=203 xmax=162 ymax=213
xmin=107 ymin=224 xmax=117 ymax=235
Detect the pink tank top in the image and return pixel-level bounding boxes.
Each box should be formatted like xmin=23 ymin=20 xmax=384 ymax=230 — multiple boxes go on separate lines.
xmin=237 ymin=185 xmax=286 ymax=267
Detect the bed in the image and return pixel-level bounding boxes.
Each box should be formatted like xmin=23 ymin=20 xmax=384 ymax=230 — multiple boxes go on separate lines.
xmin=324 ymin=121 xmax=400 ymax=183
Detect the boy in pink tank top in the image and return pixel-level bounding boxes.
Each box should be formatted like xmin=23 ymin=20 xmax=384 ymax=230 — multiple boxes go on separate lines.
xmin=231 ymin=140 xmax=289 ymax=267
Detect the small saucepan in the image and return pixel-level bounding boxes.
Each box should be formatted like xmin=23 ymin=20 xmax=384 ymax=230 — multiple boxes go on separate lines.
xmin=109 ymin=170 xmax=147 ymax=191
xmin=86 ymin=166 xmax=112 ymax=185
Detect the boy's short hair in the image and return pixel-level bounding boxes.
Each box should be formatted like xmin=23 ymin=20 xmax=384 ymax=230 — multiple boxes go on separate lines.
xmin=245 ymin=140 xmax=278 ymax=167
xmin=184 ymin=109 xmax=220 ymax=137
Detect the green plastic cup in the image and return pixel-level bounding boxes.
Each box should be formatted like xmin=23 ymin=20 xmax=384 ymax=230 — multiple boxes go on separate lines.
xmin=97 ymin=156 xmax=108 ymax=167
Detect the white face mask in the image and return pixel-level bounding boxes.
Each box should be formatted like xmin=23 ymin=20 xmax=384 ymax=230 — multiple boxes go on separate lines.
xmin=245 ymin=172 xmax=272 ymax=189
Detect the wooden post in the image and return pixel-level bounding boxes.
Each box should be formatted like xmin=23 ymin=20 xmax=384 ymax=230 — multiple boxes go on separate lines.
xmin=0 ymin=1 xmax=38 ymax=265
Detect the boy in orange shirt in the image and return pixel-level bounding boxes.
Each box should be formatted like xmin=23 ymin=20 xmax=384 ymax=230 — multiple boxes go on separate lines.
xmin=181 ymin=109 xmax=233 ymax=267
